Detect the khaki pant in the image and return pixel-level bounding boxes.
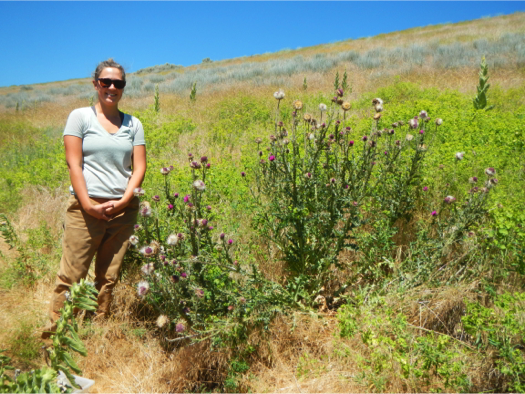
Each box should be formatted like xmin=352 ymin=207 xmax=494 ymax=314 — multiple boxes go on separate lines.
xmin=49 ymin=195 xmax=139 ymax=322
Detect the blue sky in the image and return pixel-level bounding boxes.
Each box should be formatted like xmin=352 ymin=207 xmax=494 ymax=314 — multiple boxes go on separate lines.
xmin=0 ymin=1 xmax=523 ymax=87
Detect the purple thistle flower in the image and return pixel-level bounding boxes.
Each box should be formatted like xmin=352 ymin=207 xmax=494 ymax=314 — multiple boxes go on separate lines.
xmin=208 ymin=226 xmax=214 ymax=231
xmin=349 ymin=140 xmax=354 ymax=146
xmin=188 ymin=153 xmax=193 ymax=158
xmin=423 ymin=186 xmax=428 ymax=191
xmin=184 ymin=194 xmax=191 ymax=203
xmin=329 ymin=134 xmax=335 ymax=139
xmin=269 ymin=155 xmax=275 ymax=162
xmin=206 ymin=163 xmax=211 ymax=168
xmin=200 ymin=156 xmax=208 ymax=163
xmin=181 ymin=272 xmax=187 ymax=278
xmin=170 ymin=275 xmax=179 ymax=283
xmin=485 ymin=167 xmax=496 ymax=176
xmin=220 ymin=232 xmax=225 ymax=240
xmin=190 ymin=161 xmax=201 ymax=169
xmin=419 ymin=130 xmax=424 ymax=134
xmin=134 ymin=224 xmax=141 ymax=231
xmin=344 ymin=184 xmax=349 ymax=189
xmin=207 ymin=205 xmax=212 ymax=211
xmin=353 ymin=201 xmax=358 ymax=207
xmin=152 ymin=195 xmax=160 ymax=202
xmin=444 ymin=196 xmax=456 ymax=204
xmin=183 ymin=307 xmax=190 ymax=314
xmin=176 ymin=323 xmax=185 ymax=333
xmin=431 ymin=210 xmax=437 ymax=216
xmin=228 ymin=239 xmax=233 ymax=245
xmin=346 ymin=126 xmax=352 ymax=131
xmin=469 ymin=177 xmax=478 ymax=184
xmin=169 ymin=165 xmax=174 ymax=171
xmin=384 ymin=151 xmax=388 ymax=156
xmin=362 ymin=136 xmax=368 ymax=141
xmin=241 ymin=171 xmax=246 ymax=177
xmin=173 ymin=193 xmax=179 ymax=198
xmin=168 ymin=204 xmax=174 ymax=210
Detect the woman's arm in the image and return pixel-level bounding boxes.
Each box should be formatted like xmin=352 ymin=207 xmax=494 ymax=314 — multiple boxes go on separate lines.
xmin=104 ymin=144 xmax=147 ymax=216
xmin=64 ymin=135 xmax=114 ymax=220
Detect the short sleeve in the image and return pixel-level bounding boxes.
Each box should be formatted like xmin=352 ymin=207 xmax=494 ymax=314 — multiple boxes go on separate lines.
xmin=132 ymin=117 xmax=146 ymax=146
xmin=63 ymin=109 xmax=85 ymax=138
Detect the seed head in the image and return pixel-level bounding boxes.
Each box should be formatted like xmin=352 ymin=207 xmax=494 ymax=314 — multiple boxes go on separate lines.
xmin=137 ymin=281 xmax=149 ymax=297
xmin=273 ymin=89 xmax=285 ymax=100
xmin=455 ymin=152 xmax=465 ymax=161
xmin=444 ymin=196 xmax=456 ymax=204
xmin=373 ymin=113 xmax=382 ymax=120
xmin=193 ymin=180 xmax=206 ymax=191
xmin=374 ymin=104 xmax=383 ymax=113
xmin=435 ymin=118 xmax=443 ymax=126
xmin=337 ymin=88 xmax=344 ymax=97
xmin=319 ymin=103 xmax=327 ymax=112
xmin=409 ymin=118 xmax=418 ymax=129
xmin=293 ymin=100 xmax=303 ymax=110
xmin=140 ymin=202 xmax=152 ymax=217
xmin=372 ymin=98 xmax=383 ymax=106
xmin=303 ymin=113 xmax=312 ymax=122
xmin=406 ymin=134 xmax=414 ymax=141
xmin=133 ymin=187 xmax=145 ymax=197
xmin=156 ymin=315 xmax=169 ymax=328
xmin=167 ymin=234 xmax=179 ymax=246
xmin=485 ymin=167 xmax=496 ymax=176
xmin=175 ymin=323 xmax=185 ymax=333
xmin=129 ymin=235 xmax=139 ymax=245
xmin=342 ymin=101 xmax=351 ymax=111
xmin=419 ymin=110 xmax=428 ymax=118
xmin=160 ymin=167 xmax=170 ymax=175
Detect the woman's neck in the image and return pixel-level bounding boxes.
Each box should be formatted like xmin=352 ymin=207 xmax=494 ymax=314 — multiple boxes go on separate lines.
xmin=95 ymin=102 xmax=120 ymax=118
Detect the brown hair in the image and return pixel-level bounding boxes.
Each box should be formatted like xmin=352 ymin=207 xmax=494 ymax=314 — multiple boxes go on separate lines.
xmin=93 ymin=58 xmax=126 ymax=81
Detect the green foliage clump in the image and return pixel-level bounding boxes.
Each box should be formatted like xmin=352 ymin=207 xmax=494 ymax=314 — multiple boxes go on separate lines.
xmin=473 ymin=56 xmax=494 ymax=111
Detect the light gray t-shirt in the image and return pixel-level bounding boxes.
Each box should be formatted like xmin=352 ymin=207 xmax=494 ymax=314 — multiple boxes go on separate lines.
xmin=63 ymin=107 xmax=146 ymax=199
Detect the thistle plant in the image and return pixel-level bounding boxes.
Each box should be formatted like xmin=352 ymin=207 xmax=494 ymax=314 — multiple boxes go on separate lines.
xmin=246 ymin=81 xmax=444 ymax=301
xmin=130 ymin=157 xmax=292 ymax=344
xmin=303 ymin=77 xmax=308 ymax=91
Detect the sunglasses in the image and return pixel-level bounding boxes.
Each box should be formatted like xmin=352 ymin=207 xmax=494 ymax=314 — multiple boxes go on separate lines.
xmin=96 ymin=78 xmax=126 ymax=89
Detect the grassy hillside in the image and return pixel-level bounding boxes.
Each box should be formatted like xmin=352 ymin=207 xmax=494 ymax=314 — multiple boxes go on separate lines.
xmin=0 ymin=13 xmax=524 ymax=393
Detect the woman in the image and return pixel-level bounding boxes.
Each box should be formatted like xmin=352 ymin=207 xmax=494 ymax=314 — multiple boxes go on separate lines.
xmin=42 ymin=59 xmax=146 ymax=338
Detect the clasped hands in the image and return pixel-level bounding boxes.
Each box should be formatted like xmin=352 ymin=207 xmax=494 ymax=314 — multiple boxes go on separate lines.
xmin=84 ymin=200 xmax=127 ymax=221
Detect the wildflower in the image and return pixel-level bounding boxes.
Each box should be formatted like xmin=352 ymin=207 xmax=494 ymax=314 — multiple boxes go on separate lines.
xmin=190 ymin=161 xmax=201 ymax=169
xmin=193 ymin=180 xmax=206 ymax=191
xmin=373 ymin=113 xmax=382 ymax=120
xmin=308 ymin=133 xmax=315 ymax=141
xmin=409 ymin=118 xmax=418 ymax=129
xmin=255 ymin=137 xmax=263 ymax=144
xmin=419 ymin=130 xmax=424 ymax=134
xmin=183 ymin=195 xmax=190 ymax=203
xmin=469 ymin=176 xmax=478 ymax=184
xmin=319 ymin=103 xmax=327 ymax=112
xmin=342 ymin=101 xmax=351 ymax=111
xmin=129 ymin=235 xmax=139 ymax=246
xmin=142 ymin=257 xmax=160 ymax=274
xmin=168 ymin=204 xmax=174 ymax=210
xmin=374 ymin=104 xmax=383 ymax=113
xmin=372 ymin=98 xmax=383 ymax=106
xmin=176 ymin=323 xmax=185 ymax=333
xmin=206 ymin=163 xmax=211 ymax=168
xmin=140 ymin=202 xmax=152 ymax=217
xmin=406 ymin=134 xmax=414 ymax=141
xmin=485 ymin=167 xmax=496 ymax=176
xmin=200 ymin=156 xmax=208 ymax=163
xmin=490 ymin=178 xmax=498 ymax=185
xmin=423 ymin=186 xmax=428 ymax=191
xmin=384 ymin=151 xmax=388 ymax=156
xmin=362 ymin=136 xmax=368 ymax=141
xmin=369 ymin=141 xmax=377 ymax=148
xmin=395 ymin=140 xmax=401 ymax=146
xmin=353 ymin=201 xmax=358 ymax=207
xmin=197 ymin=219 xmax=208 ymax=228
xmin=133 ymin=187 xmax=145 ymax=197
xmin=305 ymin=172 xmax=312 ymax=179
xmin=208 ymin=226 xmax=214 ymax=231
xmin=392 ymin=122 xmax=398 ymax=128
xmin=431 ymin=211 xmax=437 ymax=216
xmin=330 ymin=178 xmax=336 ymax=184
xmin=277 ymin=121 xmax=284 ymax=127
xmin=195 ymin=289 xmax=205 ymax=298
xmin=169 ymin=165 xmax=174 ymax=171
xmin=444 ymin=196 xmax=456 ymax=204
xmin=329 ymin=134 xmax=335 ymax=140
xmin=269 ymin=155 xmax=275 ymax=162
xmin=273 ymin=89 xmax=285 ymax=100
xmin=349 ymin=140 xmax=354 ymax=147
xmin=167 ymin=234 xmax=179 ymax=246
xmin=344 ymin=184 xmax=349 ymax=189
xmin=152 ymin=195 xmax=160 ymax=202
xmin=420 ymin=110 xmax=428 ymax=118
xmin=183 ymin=307 xmax=190 ymax=314
xmin=337 ymin=88 xmax=344 ymax=97
xmin=137 ymin=281 xmax=149 ymax=297
xmin=228 ymin=239 xmax=233 ymax=245
xmin=134 ymin=224 xmax=141 ymax=232
xmin=206 ymin=205 xmax=212 ymax=211
xmin=389 ymin=129 xmax=395 ymax=135
xmin=160 ymin=167 xmax=170 ymax=175
xmin=293 ymin=100 xmax=303 ymax=110
xmin=481 ymin=187 xmax=489 ymax=193
xmin=220 ymin=233 xmax=225 ymax=240
xmin=455 ymin=152 xmax=465 ymax=161
xmin=303 ymin=113 xmax=312 ymax=122
xmin=470 ymin=186 xmax=479 ymax=193
xmin=435 ymin=118 xmax=443 ymax=126
xmin=228 ymin=305 xmax=234 ymax=311
xmin=156 ymin=315 xmax=169 ymax=328
xmin=173 ymin=193 xmax=179 ymax=198
xmin=149 ymin=240 xmax=160 ymax=255
xmin=269 ymin=135 xmax=277 ymax=142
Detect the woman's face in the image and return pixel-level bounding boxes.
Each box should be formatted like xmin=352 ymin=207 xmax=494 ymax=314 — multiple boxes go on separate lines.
xmin=93 ymin=67 xmax=124 ymax=107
